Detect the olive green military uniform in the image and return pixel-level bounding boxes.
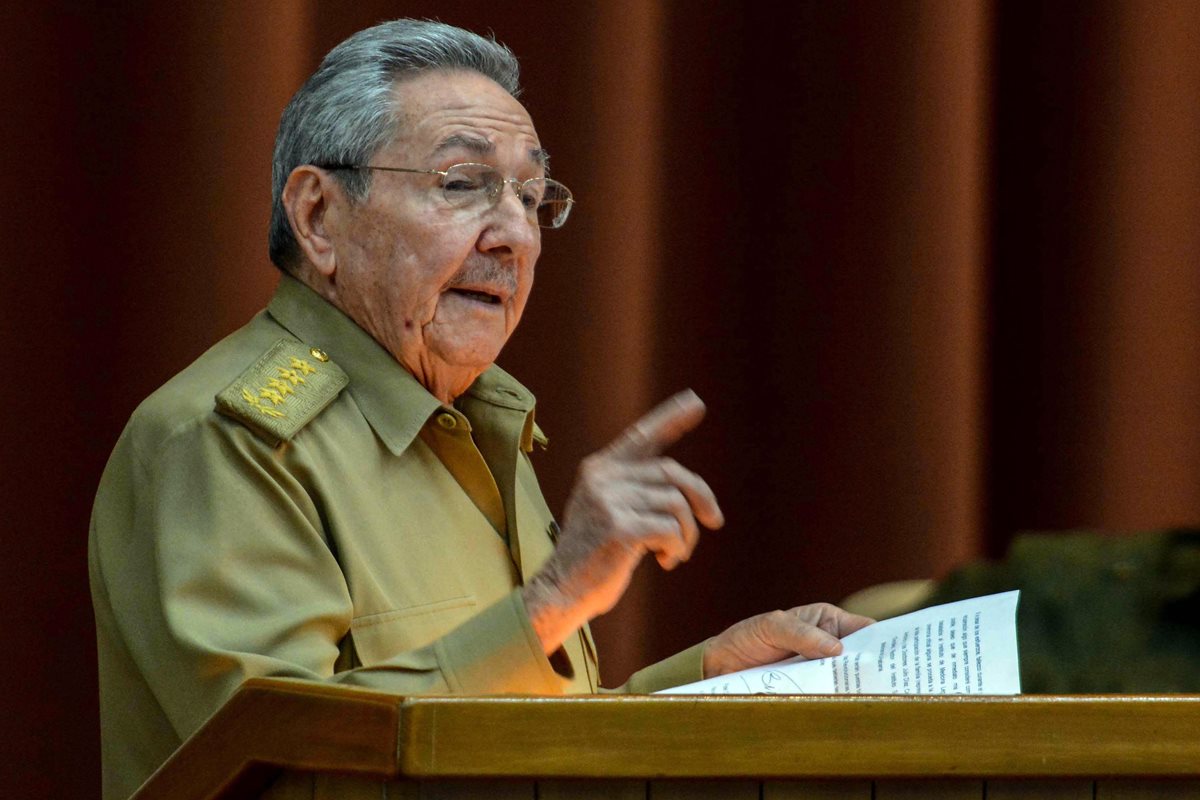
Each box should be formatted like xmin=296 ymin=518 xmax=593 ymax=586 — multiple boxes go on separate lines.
xmin=89 ymin=275 xmax=704 ymax=800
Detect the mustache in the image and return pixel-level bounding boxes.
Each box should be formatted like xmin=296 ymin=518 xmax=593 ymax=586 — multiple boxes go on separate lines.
xmin=450 ymin=257 xmax=518 ymax=295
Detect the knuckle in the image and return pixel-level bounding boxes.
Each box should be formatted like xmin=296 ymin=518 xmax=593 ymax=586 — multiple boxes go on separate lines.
xmin=664 ymin=515 xmax=687 ymax=540
xmin=766 ymin=609 xmax=791 ymax=629
xmin=667 ymin=490 xmax=690 ymax=516
xmin=625 ymin=513 xmax=658 ymax=538
xmin=658 ymin=514 xmax=684 ymax=538
xmin=662 ymin=457 xmax=690 ymax=478
xmin=626 ymin=424 xmax=652 ymax=448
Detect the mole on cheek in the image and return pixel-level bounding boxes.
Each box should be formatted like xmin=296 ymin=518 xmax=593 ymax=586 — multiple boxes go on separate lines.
xmin=404 ymin=319 xmax=414 ymax=330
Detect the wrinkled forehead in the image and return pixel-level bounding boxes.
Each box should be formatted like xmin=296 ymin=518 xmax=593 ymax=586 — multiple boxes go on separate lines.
xmin=386 ymin=69 xmax=546 ymax=170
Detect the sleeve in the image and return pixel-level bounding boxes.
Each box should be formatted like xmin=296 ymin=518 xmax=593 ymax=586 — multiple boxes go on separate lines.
xmin=92 ymin=413 xmax=568 ymax=743
xmin=608 ymin=641 xmax=709 ymax=694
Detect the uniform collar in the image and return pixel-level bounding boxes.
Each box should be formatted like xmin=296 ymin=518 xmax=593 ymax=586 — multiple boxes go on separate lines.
xmin=266 ymin=273 xmax=540 ymax=455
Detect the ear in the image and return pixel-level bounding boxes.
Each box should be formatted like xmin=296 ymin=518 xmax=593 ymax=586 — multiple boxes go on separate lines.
xmin=282 ymin=166 xmax=343 ymax=279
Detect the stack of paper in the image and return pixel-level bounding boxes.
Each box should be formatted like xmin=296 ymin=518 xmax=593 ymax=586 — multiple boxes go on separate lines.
xmin=658 ymin=591 xmax=1020 ymax=695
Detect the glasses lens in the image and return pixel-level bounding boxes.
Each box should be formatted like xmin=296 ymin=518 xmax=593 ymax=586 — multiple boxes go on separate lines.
xmin=441 ymin=164 xmax=499 ymax=208
xmin=442 ymin=165 xmax=572 ymax=228
xmin=517 ymin=180 xmax=546 ymax=211
xmin=535 ymin=180 xmax=574 ymax=229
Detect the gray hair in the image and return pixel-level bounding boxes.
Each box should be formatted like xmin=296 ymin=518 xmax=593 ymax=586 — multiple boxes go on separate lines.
xmin=268 ymin=19 xmax=522 ymax=270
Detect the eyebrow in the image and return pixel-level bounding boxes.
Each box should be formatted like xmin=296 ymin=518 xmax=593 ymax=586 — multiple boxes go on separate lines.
xmin=432 ymin=134 xmax=550 ymax=170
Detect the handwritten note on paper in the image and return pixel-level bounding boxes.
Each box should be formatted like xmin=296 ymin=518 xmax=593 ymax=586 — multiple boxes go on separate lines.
xmin=657 ymin=591 xmax=1021 ymax=696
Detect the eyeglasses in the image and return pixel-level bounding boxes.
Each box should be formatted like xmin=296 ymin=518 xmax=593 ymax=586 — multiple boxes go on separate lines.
xmin=318 ymin=162 xmax=574 ymax=229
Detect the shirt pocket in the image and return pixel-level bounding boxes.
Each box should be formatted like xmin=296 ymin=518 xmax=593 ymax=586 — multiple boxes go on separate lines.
xmin=350 ymin=594 xmax=478 ymax=664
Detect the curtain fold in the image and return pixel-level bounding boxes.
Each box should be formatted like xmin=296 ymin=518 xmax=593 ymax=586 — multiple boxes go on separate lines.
xmin=987 ymin=1 xmax=1200 ymax=548
xmin=570 ymin=0 xmax=667 ymax=680
xmin=1096 ymin=1 xmax=1200 ymax=526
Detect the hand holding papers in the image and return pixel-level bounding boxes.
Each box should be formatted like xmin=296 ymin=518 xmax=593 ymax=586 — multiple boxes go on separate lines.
xmin=659 ymin=591 xmax=1020 ymax=695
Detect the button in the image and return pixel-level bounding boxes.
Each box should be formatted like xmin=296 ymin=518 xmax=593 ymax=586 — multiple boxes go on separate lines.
xmin=309 ymin=347 xmax=329 ymax=362
xmin=436 ymin=412 xmax=457 ymax=430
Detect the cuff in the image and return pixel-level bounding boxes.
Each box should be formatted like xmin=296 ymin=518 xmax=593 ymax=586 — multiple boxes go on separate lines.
xmin=616 ymin=641 xmax=708 ymax=694
xmin=434 ymin=589 xmax=570 ymax=694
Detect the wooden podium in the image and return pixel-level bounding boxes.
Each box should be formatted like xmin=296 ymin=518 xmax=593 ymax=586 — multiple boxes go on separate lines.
xmin=131 ymin=678 xmax=1200 ymax=800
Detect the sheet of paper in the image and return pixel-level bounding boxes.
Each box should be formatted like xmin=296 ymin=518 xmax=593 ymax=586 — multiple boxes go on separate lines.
xmin=657 ymin=590 xmax=1020 ymax=695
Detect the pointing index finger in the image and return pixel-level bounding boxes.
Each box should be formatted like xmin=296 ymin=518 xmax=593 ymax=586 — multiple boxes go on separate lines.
xmin=606 ymin=389 xmax=707 ymax=460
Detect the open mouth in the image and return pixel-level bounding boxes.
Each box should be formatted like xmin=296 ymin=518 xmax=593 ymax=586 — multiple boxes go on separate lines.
xmin=448 ymin=288 xmax=503 ymax=305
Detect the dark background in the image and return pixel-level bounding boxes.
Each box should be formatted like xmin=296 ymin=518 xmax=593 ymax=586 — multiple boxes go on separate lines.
xmin=3 ymin=1 xmax=1199 ymax=795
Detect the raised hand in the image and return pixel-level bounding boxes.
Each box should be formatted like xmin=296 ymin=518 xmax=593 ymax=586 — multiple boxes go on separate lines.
xmin=523 ymin=390 xmax=723 ymax=653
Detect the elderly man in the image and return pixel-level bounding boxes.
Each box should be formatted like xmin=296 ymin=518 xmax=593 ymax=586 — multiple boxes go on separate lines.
xmin=89 ymin=19 xmax=871 ymax=799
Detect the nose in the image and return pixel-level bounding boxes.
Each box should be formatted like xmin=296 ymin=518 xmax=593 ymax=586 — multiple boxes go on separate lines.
xmin=478 ymin=183 xmax=540 ymax=256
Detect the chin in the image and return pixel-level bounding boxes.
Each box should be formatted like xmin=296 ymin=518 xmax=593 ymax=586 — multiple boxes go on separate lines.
xmin=436 ymin=341 xmax=507 ymax=372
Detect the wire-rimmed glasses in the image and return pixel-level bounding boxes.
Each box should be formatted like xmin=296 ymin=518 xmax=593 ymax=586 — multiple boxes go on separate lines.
xmin=319 ymin=162 xmax=574 ymax=229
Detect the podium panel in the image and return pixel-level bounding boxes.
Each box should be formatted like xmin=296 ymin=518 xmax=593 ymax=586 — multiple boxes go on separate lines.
xmin=131 ymin=679 xmax=1200 ymax=800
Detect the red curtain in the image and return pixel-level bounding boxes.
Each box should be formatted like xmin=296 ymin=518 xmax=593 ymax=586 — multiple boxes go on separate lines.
xmin=3 ymin=2 xmax=1199 ymax=794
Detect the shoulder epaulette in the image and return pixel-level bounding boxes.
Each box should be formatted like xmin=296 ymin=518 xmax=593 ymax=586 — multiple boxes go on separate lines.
xmin=215 ymin=338 xmax=348 ymax=445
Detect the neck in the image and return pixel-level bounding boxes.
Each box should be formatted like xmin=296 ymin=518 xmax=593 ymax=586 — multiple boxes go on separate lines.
xmin=298 ymin=267 xmax=486 ymax=405
xmin=402 ymin=357 xmax=479 ymax=405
